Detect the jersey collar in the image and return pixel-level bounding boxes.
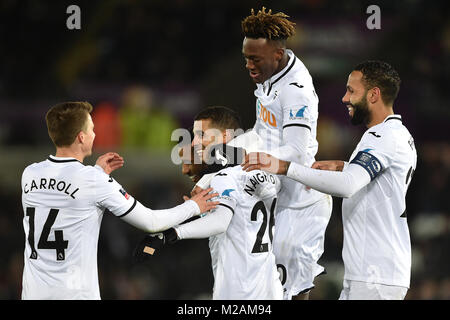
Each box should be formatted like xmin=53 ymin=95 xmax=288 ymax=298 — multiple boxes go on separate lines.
xmin=48 ymin=155 xmax=82 ymax=164
xmin=383 ymin=114 xmax=402 ymax=123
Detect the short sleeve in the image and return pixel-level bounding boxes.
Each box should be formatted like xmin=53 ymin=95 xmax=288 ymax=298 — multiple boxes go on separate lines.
xmin=90 ymin=168 xmax=136 ymax=217
xmin=350 ymin=131 xmax=396 ymax=180
xmin=280 ymin=85 xmax=318 ymax=130
xmin=209 ymin=170 xmax=238 ymax=215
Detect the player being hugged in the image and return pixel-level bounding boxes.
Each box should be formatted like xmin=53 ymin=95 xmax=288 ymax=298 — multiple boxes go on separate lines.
xmin=134 ymin=106 xmax=283 ymax=300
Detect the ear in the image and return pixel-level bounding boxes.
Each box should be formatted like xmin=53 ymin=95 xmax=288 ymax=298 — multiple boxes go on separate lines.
xmin=368 ymin=87 xmax=381 ymax=104
xmin=76 ymin=131 xmax=85 ymax=144
xmin=223 ymin=129 xmax=234 ymax=143
xmin=274 ymin=48 xmax=285 ymax=62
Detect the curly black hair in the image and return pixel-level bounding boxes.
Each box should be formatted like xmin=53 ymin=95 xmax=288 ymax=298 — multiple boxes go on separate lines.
xmin=241 ymin=7 xmax=296 ymax=41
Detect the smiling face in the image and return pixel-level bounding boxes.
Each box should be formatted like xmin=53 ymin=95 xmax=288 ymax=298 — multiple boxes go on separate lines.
xmin=192 ymin=119 xmax=226 ymax=161
xmin=342 ymin=71 xmax=372 ymax=126
xmin=242 ymin=37 xmax=285 ymax=83
xmin=179 ymin=145 xmax=205 ymax=183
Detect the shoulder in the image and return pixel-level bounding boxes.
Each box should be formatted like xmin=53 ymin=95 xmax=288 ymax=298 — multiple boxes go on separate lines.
xmin=79 ymin=165 xmax=113 ymax=185
xmin=362 ymin=123 xmax=397 ymax=151
xmin=22 ymin=159 xmax=47 ymax=179
xmin=210 ymin=166 xmax=241 ymax=185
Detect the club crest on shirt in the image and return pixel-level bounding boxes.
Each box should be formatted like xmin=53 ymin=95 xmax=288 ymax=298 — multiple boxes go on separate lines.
xmin=289 ymin=106 xmax=308 ymax=120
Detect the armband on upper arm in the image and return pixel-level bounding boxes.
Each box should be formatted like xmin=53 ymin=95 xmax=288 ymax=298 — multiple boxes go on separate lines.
xmin=350 ymin=151 xmax=383 ymax=180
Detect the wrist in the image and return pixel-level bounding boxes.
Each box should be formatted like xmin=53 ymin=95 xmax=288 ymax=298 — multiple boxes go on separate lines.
xmin=282 ymin=161 xmax=291 ymax=175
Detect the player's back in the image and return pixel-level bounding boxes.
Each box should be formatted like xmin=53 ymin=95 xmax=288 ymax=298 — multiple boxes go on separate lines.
xmin=21 ymin=156 xmax=107 ymax=299
xmin=210 ymin=165 xmax=283 ymax=299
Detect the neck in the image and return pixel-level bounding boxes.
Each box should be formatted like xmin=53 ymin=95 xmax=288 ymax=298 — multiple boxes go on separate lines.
xmin=55 ymin=147 xmax=85 ymax=163
xmin=272 ymin=51 xmax=290 ymax=77
xmin=367 ymin=105 xmax=394 ymax=128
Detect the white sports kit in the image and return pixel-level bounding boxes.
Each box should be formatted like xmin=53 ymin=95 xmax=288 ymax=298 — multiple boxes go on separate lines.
xmin=21 ymin=155 xmax=201 ymax=299
xmin=340 ymin=115 xmax=416 ymax=298
xmin=176 ymin=165 xmax=284 ymax=300
xmin=286 ymin=115 xmax=417 ymax=299
xmin=252 ymin=49 xmax=332 ymax=298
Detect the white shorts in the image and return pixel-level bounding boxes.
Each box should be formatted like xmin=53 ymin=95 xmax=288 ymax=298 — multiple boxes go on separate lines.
xmin=273 ymin=195 xmax=332 ymax=299
xmin=339 ymin=280 xmax=408 ymax=300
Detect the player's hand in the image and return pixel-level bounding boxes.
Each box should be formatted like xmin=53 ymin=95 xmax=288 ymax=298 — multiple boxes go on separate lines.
xmin=241 ymin=152 xmax=290 ymax=175
xmin=186 ymin=187 xmax=219 ymax=214
xmin=96 ymin=152 xmax=124 ymax=174
xmin=132 ymin=228 xmax=178 ymax=264
xmin=311 ymin=160 xmax=345 ymax=172
xmin=190 ymin=186 xmax=204 ymax=197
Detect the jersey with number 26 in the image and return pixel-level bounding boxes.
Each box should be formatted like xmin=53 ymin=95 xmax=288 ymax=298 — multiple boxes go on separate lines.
xmin=21 ymin=155 xmax=136 ymax=299
xmin=210 ymin=165 xmax=283 ymax=300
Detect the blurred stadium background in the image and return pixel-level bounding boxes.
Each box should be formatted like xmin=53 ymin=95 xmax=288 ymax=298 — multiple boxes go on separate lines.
xmin=0 ymin=0 xmax=449 ymax=299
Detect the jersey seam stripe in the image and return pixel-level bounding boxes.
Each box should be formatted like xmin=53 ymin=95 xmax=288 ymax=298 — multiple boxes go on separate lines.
xmin=384 ymin=116 xmax=402 ymax=122
xmin=282 ymin=123 xmax=311 ymax=131
xmin=47 ymin=157 xmax=81 ymax=164
xmin=217 ymin=203 xmax=234 ymax=215
xmin=117 ymin=198 xmax=137 ymax=218
xmin=267 ymin=57 xmax=297 ymax=96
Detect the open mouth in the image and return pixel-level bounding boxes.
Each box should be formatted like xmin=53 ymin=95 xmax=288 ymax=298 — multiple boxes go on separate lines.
xmin=347 ymin=105 xmax=354 ymax=116
xmin=249 ymin=71 xmax=260 ymax=79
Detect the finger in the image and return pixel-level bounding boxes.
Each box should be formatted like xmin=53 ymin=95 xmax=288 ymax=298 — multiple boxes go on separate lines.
xmin=201 ymin=187 xmax=214 ymax=195
xmin=109 ymin=163 xmax=124 ymax=170
xmin=203 ymin=192 xmax=219 ymax=200
xmin=241 ymin=154 xmax=250 ymax=166
xmin=248 ymin=152 xmax=259 ymax=165
xmin=243 ymin=164 xmax=261 ymax=172
xmin=205 ymin=201 xmax=220 ymax=209
xmin=183 ymin=196 xmax=190 ymax=201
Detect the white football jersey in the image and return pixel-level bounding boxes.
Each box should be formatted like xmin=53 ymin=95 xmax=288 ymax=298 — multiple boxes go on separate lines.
xmin=342 ymin=115 xmax=417 ymax=288
xmin=209 ymin=165 xmax=283 ymax=300
xmin=21 ymin=155 xmax=136 ymax=299
xmin=253 ymin=49 xmax=324 ymax=208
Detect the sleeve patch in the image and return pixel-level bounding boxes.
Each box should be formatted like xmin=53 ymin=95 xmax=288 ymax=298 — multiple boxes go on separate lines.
xmin=289 ymin=106 xmax=308 ymax=120
xmin=350 ymin=151 xmax=384 ymax=180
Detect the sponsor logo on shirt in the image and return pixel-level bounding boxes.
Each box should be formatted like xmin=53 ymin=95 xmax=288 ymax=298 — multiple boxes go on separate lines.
xmin=221 ymin=189 xmax=235 ymax=197
xmin=256 ymin=100 xmax=277 ymax=127
xmin=289 ymin=106 xmax=308 ymax=120
xmin=119 ymin=188 xmax=130 ymax=200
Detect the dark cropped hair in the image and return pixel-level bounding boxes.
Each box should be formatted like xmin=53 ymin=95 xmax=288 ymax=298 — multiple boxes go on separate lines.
xmin=241 ymin=7 xmax=296 ymax=42
xmin=354 ymin=60 xmax=401 ymax=106
xmin=194 ymin=106 xmax=242 ymax=131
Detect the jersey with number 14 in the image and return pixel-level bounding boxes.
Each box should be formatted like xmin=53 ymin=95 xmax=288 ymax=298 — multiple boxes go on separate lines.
xmin=209 ymin=165 xmax=283 ymax=300
xmin=21 ymin=155 xmax=136 ymax=299
xmin=252 ymin=49 xmax=324 ymax=208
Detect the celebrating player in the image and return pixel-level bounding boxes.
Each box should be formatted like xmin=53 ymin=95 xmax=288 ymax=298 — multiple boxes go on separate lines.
xmin=242 ymin=61 xmax=417 ymax=300
xmin=239 ymin=7 xmax=332 ymax=299
xmin=21 ymin=102 xmax=218 ymax=300
xmin=134 ymin=106 xmax=283 ymax=299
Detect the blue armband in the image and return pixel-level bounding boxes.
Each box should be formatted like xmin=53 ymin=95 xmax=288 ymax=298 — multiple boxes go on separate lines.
xmin=350 ymin=151 xmax=383 ymax=180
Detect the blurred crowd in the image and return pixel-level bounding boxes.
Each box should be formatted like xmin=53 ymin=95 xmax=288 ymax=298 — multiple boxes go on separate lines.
xmin=0 ymin=0 xmax=449 ymax=299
